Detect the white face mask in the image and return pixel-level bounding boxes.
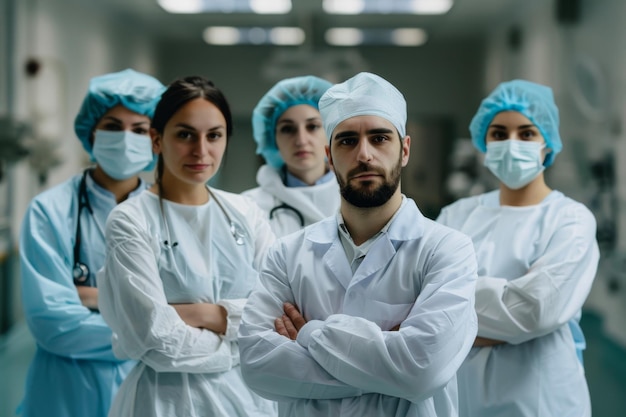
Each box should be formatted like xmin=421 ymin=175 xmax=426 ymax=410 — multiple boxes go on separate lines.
xmin=92 ymin=130 xmax=154 ymax=180
xmin=484 ymin=140 xmax=545 ymax=189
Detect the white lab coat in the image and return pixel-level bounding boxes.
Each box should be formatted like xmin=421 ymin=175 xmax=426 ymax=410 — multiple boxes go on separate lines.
xmin=437 ymin=190 xmax=599 ymax=417
xmin=243 ymin=164 xmax=340 ymax=238
xmin=239 ymin=197 xmax=478 ymax=417
xmin=98 ymin=188 xmax=277 ymax=417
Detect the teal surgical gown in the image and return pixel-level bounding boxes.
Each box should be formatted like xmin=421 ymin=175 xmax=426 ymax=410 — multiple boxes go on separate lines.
xmin=18 ymin=172 xmax=145 ymax=417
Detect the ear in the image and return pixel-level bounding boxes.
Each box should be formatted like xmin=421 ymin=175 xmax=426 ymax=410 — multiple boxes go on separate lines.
xmin=325 ymin=145 xmax=335 ymax=172
xmin=401 ymin=135 xmax=411 ymax=167
xmin=150 ymin=128 xmax=162 ymax=155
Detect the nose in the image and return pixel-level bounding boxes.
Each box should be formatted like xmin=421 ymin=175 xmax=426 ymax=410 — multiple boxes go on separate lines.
xmin=192 ymin=139 xmax=209 ymax=156
xmin=355 ymin=138 xmax=373 ymax=163
xmin=294 ymin=126 xmax=307 ymax=147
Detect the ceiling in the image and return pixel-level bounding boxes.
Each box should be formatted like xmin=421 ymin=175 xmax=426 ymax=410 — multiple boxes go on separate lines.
xmin=92 ymin=0 xmax=546 ymax=46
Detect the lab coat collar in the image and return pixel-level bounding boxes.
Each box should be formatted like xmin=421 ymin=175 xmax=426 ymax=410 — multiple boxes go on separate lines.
xmin=306 ymin=195 xmax=425 ymax=245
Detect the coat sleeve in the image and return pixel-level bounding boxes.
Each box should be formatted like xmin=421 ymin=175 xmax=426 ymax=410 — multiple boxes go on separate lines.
xmin=297 ymin=231 xmax=478 ymax=403
xmin=238 ymin=241 xmax=366 ymax=402
xmin=473 ymin=204 xmax=600 ymax=344
xmin=19 ymin=197 xmax=121 ymax=361
xmin=98 ymin=209 xmax=238 ymax=373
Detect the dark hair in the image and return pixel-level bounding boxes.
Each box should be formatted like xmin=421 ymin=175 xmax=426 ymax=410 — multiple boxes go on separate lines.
xmin=152 ymin=76 xmax=233 ymax=184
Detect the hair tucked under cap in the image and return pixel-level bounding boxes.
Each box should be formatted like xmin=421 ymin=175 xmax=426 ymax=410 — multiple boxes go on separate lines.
xmin=469 ymin=79 xmax=562 ymax=167
xmin=319 ymin=72 xmax=407 ymax=141
xmin=252 ymin=75 xmax=333 ymax=169
xmin=74 ymin=68 xmax=165 ymax=156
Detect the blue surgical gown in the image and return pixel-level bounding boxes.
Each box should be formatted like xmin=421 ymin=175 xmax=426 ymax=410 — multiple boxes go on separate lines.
xmin=18 ymin=172 xmax=145 ymax=417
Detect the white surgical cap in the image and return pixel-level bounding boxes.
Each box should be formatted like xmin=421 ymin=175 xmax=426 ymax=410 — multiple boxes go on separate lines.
xmin=319 ymin=72 xmax=407 ymax=141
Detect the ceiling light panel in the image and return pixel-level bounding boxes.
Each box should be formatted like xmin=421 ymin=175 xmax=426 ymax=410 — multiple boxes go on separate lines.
xmin=323 ymin=0 xmax=452 ymax=15
xmin=159 ymin=0 xmax=291 ymax=14
xmin=326 ymin=28 xmax=428 ymax=46
xmin=203 ymin=27 xmax=304 ymax=45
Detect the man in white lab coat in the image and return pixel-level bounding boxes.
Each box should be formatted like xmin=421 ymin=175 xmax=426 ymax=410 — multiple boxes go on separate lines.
xmin=238 ymin=72 xmax=478 ymax=417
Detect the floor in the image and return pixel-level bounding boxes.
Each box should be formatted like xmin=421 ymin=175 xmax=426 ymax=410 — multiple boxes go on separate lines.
xmin=1 ymin=313 xmax=625 ymax=417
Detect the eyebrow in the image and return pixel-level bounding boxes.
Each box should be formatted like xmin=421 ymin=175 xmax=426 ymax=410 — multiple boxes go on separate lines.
xmin=276 ymin=117 xmax=322 ymax=124
xmin=489 ymin=124 xmax=536 ymax=129
xmin=334 ymin=127 xmax=394 ymax=140
xmin=101 ymin=116 xmax=148 ymax=126
xmin=174 ymin=123 xmax=225 ymax=131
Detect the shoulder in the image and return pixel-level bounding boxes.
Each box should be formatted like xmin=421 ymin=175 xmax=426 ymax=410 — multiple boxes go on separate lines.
xmin=107 ymin=190 xmax=154 ymax=229
xmin=27 ymin=176 xmax=80 ymax=219
xmin=546 ymin=191 xmax=596 ymax=225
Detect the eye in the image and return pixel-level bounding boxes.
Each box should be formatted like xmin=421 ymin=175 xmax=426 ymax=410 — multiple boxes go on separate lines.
xmin=207 ymin=131 xmax=224 ymax=141
xmin=277 ymin=125 xmax=297 ymax=135
xmin=337 ymin=137 xmax=357 ymax=146
xmin=489 ymin=130 xmax=508 ymax=140
xmin=371 ymin=135 xmax=389 ymax=144
xmin=132 ymin=127 xmax=149 ymax=135
xmin=101 ymin=123 xmax=123 ymax=131
xmin=306 ymin=123 xmax=322 ymax=133
xmin=520 ymin=129 xmax=537 ymax=140
xmin=176 ymin=130 xmax=194 ymax=140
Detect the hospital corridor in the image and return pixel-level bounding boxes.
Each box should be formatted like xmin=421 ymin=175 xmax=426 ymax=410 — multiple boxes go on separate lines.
xmin=2 ymin=0 xmax=626 ymax=416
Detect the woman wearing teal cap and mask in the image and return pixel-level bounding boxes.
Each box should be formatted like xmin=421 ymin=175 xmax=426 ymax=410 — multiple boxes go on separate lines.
xmin=437 ymin=80 xmax=599 ymax=416
xmin=18 ymin=68 xmax=164 ymax=417
xmin=243 ymin=75 xmax=340 ymax=238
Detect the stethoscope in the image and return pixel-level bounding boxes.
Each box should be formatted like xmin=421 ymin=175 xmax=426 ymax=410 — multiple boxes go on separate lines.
xmin=72 ymin=169 xmax=104 ymax=285
xmin=160 ymin=188 xmax=247 ymax=249
xmin=269 ymin=203 xmax=305 ymax=227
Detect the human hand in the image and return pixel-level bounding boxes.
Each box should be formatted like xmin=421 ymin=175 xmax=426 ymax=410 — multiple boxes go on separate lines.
xmin=275 ymin=302 xmax=306 ymax=340
xmin=171 ymin=303 xmax=227 ymax=334
xmin=76 ymin=286 xmax=99 ymax=311
xmin=473 ymin=336 xmax=505 ymax=347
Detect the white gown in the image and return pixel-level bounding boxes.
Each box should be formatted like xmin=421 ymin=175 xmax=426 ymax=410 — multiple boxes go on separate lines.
xmin=243 ymin=164 xmax=340 ymax=238
xmin=437 ymin=190 xmax=599 ymax=417
xmin=98 ymin=188 xmax=277 ymax=417
xmin=239 ymin=197 xmax=478 ymax=417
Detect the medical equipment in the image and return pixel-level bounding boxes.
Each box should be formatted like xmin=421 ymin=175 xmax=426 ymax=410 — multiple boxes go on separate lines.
xmin=72 ymin=169 xmax=105 ymax=285
xmin=269 ymin=203 xmax=305 ymax=227
xmin=159 ymin=188 xmax=247 ymax=248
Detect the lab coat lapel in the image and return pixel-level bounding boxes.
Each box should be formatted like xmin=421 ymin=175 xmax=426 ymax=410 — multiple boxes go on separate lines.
xmin=352 ymin=236 xmax=395 ymax=285
xmin=353 ymin=197 xmax=424 ymax=285
xmin=307 ymin=217 xmax=352 ymax=290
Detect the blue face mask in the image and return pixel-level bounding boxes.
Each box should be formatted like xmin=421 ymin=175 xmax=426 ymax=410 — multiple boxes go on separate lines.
xmin=484 ymin=140 xmax=545 ymax=189
xmin=92 ymin=130 xmax=154 ymax=180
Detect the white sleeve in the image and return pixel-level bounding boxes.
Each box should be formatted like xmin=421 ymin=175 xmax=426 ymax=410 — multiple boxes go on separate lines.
xmin=299 ymin=232 xmax=478 ymax=403
xmin=238 ymin=242 xmax=365 ymax=402
xmin=475 ymin=204 xmax=600 ymax=344
xmin=98 ymin=210 xmax=238 ymax=373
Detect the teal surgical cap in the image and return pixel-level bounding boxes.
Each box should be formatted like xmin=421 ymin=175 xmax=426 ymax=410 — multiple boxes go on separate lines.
xmin=252 ymin=75 xmax=333 ymax=169
xmin=319 ymin=72 xmax=407 ymax=141
xmin=469 ymin=79 xmax=562 ymax=167
xmin=74 ymin=68 xmax=165 ymax=156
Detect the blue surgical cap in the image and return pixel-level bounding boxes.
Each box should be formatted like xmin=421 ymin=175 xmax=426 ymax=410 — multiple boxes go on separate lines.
xmin=74 ymin=68 xmax=165 ymax=156
xmin=252 ymin=75 xmax=333 ymax=169
xmin=320 ymin=72 xmax=406 ymax=141
xmin=469 ymin=79 xmax=562 ymax=167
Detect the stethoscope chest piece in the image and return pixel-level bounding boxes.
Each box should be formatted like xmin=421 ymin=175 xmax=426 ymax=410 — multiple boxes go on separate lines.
xmin=73 ymin=262 xmax=90 ymax=284
xmin=230 ymin=222 xmax=246 ymax=245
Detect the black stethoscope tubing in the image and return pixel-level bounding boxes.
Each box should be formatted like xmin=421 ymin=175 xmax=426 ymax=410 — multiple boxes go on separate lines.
xmin=73 ymin=169 xmax=93 ymax=285
xmin=269 ymin=203 xmax=305 ymax=227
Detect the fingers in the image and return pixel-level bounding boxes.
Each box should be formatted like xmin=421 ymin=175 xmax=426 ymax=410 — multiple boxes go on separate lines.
xmin=283 ymin=302 xmax=306 ymax=330
xmin=275 ymin=316 xmax=298 ymax=340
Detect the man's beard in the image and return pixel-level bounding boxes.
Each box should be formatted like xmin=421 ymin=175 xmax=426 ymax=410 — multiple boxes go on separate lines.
xmin=336 ymin=155 xmax=402 ymax=208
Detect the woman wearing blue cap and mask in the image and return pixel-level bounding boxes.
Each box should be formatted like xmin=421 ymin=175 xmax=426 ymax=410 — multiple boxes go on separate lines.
xmin=18 ymin=69 xmax=164 ymax=417
xmin=437 ymin=80 xmax=599 ymax=416
xmin=243 ymin=75 xmax=340 ymax=238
